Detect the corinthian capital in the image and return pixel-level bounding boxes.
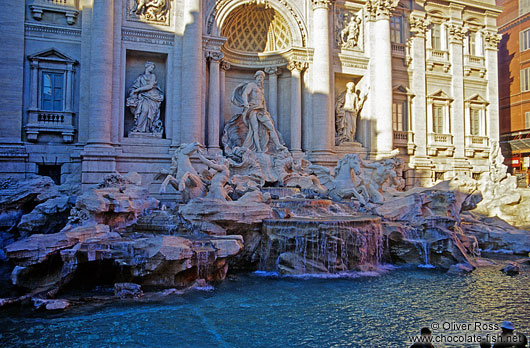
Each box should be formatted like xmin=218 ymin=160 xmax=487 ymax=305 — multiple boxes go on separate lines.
xmin=447 ymin=23 xmax=467 ymax=44
xmin=287 ymin=59 xmax=308 ymax=72
xmin=483 ymin=30 xmax=502 ymax=50
xmin=264 ymin=66 xmax=282 ymax=76
xmin=366 ymin=0 xmax=399 ymax=21
xmin=312 ymin=0 xmax=333 ymax=10
xmin=205 ymin=50 xmax=224 ymax=62
xmin=409 ymin=13 xmax=430 ymax=38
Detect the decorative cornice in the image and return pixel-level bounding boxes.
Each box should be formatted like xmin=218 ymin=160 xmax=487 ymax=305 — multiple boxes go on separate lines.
xmin=121 ymin=28 xmax=174 ymax=46
xmin=409 ymin=13 xmax=430 ymax=38
xmin=312 ymin=0 xmax=333 ymax=10
xmin=366 ymin=0 xmax=399 ymax=21
xmin=483 ymin=30 xmax=502 ymax=50
xmin=287 ymin=59 xmax=308 ymax=72
xmin=25 ymin=23 xmax=81 ymax=38
xmin=447 ymin=23 xmax=467 ymax=44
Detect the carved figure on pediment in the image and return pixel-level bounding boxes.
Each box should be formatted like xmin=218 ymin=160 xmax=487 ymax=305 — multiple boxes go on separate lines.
xmin=335 ymin=81 xmax=368 ymax=145
xmin=229 ymin=71 xmax=287 ymax=154
xmin=130 ymin=0 xmax=169 ymax=22
xmin=340 ymin=15 xmax=362 ymax=49
xmin=126 ymin=61 xmax=164 ymax=135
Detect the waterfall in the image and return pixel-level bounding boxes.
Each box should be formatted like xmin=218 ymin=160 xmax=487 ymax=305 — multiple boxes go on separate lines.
xmin=258 ymin=216 xmax=384 ymax=275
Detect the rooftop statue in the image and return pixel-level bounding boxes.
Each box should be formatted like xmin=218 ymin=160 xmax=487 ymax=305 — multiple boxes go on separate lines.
xmin=126 ymin=61 xmax=164 ymax=136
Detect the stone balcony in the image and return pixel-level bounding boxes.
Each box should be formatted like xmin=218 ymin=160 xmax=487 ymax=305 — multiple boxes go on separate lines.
xmin=25 ymin=110 xmax=76 ymax=143
xmin=391 ymin=43 xmax=406 ymax=57
xmin=393 ymin=130 xmax=416 ymax=155
xmin=463 ymin=55 xmax=486 ymax=77
xmin=426 ymin=49 xmax=451 ymax=72
xmin=465 ymin=135 xmax=489 ymax=158
xmin=427 ymin=133 xmax=454 ymax=156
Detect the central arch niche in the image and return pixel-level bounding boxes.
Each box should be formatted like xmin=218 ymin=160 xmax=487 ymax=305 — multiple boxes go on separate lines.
xmin=221 ymin=4 xmax=292 ymax=53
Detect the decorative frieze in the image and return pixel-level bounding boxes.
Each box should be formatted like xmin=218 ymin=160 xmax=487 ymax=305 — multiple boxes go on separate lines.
xmin=122 ymin=28 xmax=174 ymax=46
xmin=335 ymin=8 xmax=363 ymax=50
xmin=25 ymin=23 xmax=81 ymax=38
xmin=126 ymin=0 xmax=171 ymax=26
xmin=366 ymin=0 xmax=399 ymax=21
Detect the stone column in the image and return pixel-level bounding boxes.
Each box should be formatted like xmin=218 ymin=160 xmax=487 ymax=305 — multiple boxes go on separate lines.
xmin=220 ymin=61 xmax=230 ymax=141
xmin=310 ymin=0 xmax=335 ymax=163
xmin=265 ymin=67 xmax=280 ymax=126
xmin=81 ymin=0 xmax=117 ymax=188
xmin=206 ymin=50 xmax=223 ymax=154
xmin=30 ymin=61 xmax=39 ymax=110
xmin=447 ymin=21 xmax=471 ymax=176
xmin=65 ymin=63 xmax=73 ymax=112
xmin=367 ymin=0 xmax=398 ymax=157
xmin=181 ymin=0 xmax=203 ymax=144
xmin=484 ymin=29 xmax=501 ymax=143
xmin=408 ymin=13 xmax=433 ymax=186
xmin=86 ymin=0 xmax=114 ymax=146
xmin=288 ymin=60 xmax=307 ymax=155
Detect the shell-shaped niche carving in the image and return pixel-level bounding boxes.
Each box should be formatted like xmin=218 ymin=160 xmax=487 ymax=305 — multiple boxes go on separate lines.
xmin=221 ymin=4 xmax=292 ymax=53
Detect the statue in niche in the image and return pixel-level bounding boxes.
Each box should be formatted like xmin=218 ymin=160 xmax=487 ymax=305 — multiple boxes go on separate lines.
xmin=230 ymin=70 xmax=287 ymax=153
xmin=335 ymin=81 xmax=368 ymax=145
xmin=129 ymin=0 xmax=169 ymax=23
xmin=340 ymin=15 xmax=362 ymax=49
xmin=126 ymin=61 xmax=164 ymax=136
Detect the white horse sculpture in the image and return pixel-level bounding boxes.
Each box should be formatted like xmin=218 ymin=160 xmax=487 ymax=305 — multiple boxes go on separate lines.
xmin=158 ymin=142 xmax=207 ymax=202
xmin=309 ymin=153 xmax=367 ymax=205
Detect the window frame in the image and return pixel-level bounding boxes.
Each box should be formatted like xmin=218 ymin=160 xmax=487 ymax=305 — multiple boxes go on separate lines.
xmin=521 ymin=67 xmax=530 ymax=92
xmin=521 ymin=28 xmax=530 ymax=52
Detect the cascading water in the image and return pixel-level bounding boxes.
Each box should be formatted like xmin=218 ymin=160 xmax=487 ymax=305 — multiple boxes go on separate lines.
xmin=258 ymin=215 xmax=384 ymax=275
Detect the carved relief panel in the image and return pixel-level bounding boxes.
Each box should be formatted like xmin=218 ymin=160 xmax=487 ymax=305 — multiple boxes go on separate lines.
xmin=335 ymin=7 xmax=364 ymax=51
xmin=126 ymin=0 xmax=171 ymax=26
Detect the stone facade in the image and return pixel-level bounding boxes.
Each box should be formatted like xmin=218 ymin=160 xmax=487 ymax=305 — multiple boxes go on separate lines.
xmin=0 ymin=0 xmax=502 ymax=194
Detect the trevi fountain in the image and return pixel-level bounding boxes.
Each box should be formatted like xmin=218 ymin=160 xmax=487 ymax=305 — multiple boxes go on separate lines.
xmin=1 ymin=72 xmax=529 ymax=347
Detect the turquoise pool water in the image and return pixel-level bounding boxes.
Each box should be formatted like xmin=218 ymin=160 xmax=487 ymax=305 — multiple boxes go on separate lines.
xmin=1 ymin=266 xmax=529 ymax=348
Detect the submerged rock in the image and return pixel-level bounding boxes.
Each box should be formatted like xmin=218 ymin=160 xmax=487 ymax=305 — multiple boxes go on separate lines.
xmin=501 ymin=262 xmax=520 ymax=276
xmin=32 ymin=298 xmax=70 ymax=310
xmin=114 ymin=283 xmax=143 ymax=298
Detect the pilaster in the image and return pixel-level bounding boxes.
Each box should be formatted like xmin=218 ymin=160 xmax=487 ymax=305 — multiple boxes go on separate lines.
xmin=367 ymin=0 xmax=398 ymax=157
xmin=484 ymin=29 xmax=501 ymax=143
xmin=206 ymin=50 xmax=224 ymax=154
xmin=310 ymin=0 xmax=335 ymax=164
xmin=288 ymin=60 xmax=308 ymax=155
xmin=447 ymin=22 xmax=468 ymax=168
xmin=181 ymin=0 xmax=203 ymax=144
xmin=265 ymin=67 xmax=281 ymax=126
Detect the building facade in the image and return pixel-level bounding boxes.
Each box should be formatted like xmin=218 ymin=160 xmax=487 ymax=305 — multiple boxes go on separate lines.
xmin=0 ymin=0 xmax=502 ymax=194
xmin=498 ymin=0 xmax=530 ymax=184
